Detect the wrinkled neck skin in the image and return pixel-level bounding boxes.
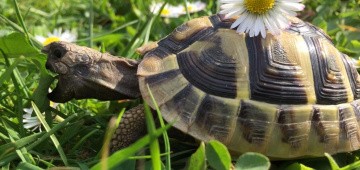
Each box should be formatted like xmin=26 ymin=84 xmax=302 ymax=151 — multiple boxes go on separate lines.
xmin=43 ymin=41 xmax=140 ymax=103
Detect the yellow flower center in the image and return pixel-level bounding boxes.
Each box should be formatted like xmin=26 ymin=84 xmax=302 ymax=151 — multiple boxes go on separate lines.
xmin=161 ymin=9 xmax=170 ymax=16
xmin=244 ymin=0 xmax=276 ymax=14
xmin=187 ymin=6 xmax=194 ymax=12
xmin=43 ymin=36 xmax=61 ymax=46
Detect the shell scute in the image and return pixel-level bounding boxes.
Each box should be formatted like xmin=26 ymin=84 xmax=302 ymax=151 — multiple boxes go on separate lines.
xmin=171 ymin=16 xmax=213 ymax=42
xmin=338 ymin=105 xmax=360 ymax=151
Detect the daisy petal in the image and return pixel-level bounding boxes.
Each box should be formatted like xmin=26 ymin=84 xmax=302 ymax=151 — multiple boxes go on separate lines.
xmin=219 ymin=0 xmax=305 ymax=38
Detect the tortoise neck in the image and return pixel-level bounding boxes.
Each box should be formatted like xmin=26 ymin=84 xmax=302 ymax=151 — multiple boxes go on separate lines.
xmin=90 ymin=53 xmax=141 ymax=100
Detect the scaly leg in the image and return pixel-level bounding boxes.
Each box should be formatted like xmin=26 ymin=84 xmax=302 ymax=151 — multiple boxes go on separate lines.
xmin=110 ymin=104 xmax=146 ymax=153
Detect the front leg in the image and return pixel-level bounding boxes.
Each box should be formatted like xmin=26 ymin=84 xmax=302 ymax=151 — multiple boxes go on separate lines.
xmin=110 ymin=104 xmax=147 ymax=153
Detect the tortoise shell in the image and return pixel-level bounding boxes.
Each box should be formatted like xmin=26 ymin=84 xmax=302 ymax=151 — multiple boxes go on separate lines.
xmin=137 ymin=14 xmax=360 ymax=159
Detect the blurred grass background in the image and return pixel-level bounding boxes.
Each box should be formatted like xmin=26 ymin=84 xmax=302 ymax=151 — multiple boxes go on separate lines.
xmin=0 ymin=0 xmax=359 ymax=169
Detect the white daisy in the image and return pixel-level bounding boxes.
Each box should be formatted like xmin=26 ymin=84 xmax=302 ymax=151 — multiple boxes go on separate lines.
xmin=23 ymin=89 xmax=59 ymax=132
xmin=219 ymin=0 xmax=305 ymax=38
xmin=35 ymin=28 xmax=77 ymax=46
xmin=182 ymin=1 xmax=206 ymax=14
xmin=23 ymin=108 xmax=42 ymax=132
xmin=150 ymin=3 xmax=184 ymax=18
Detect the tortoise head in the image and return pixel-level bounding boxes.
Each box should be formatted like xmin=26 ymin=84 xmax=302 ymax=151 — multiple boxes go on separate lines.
xmin=42 ymin=41 xmax=141 ymax=103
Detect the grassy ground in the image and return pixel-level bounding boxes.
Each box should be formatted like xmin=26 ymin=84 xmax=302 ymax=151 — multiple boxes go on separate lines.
xmin=0 ymin=0 xmax=360 ymax=169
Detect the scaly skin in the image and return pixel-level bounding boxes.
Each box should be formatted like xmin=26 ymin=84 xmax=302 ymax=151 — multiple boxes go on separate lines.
xmin=43 ymin=41 xmax=141 ymax=103
xmin=110 ymin=105 xmax=147 ymax=152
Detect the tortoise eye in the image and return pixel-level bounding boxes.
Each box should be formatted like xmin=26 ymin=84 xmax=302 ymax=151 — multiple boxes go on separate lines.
xmin=53 ymin=48 xmax=63 ymax=58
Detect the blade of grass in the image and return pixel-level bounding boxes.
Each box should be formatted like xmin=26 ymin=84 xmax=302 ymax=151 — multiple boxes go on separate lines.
xmin=16 ymin=162 xmax=43 ymax=170
xmin=115 ymin=107 xmax=126 ymax=126
xmin=0 ymin=133 xmax=43 ymax=158
xmin=31 ymin=102 xmax=69 ymax=166
xmin=182 ymin=0 xmax=191 ymax=20
xmin=27 ymin=112 xmax=77 ymax=147
xmin=143 ymin=17 xmax=155 ymax=45
xmin=1 ymin=120 xmax=28 ymax=163
xmin=89 ymin=0 xmax=94 ymax=47
xmin=128 ymin=152 xmax=171 ymax=160
xmin=1 ymin=49 xmax=25 ymax=136
xmin=325 ymin=153 xmax=340 ymax=170
xmin=12 ymin=0 xmax=34 ymax=47
xmin=146 ymin=84 xmax=171 ymax=170
xmin=76 ymin=20 xmax=138 ymax=42
xmin=144 ymin=102 xmax=162 ymax=170
xmin=70 ymin=129 xmax=100 ymax=154
xmin=0 ymin=114 xmax=77 ymax=166
xmin=0 ymin=56 xmax=22 ymax=88
xmin=12 ymin=67 xmax=29 ymax=98
xmin=121 ymin=19 xmax=150 ymax=57
xmin=98 ymin=107 xmax=126 ymax=169
xmin=99 ymin=117 xmax=116 ymax=170
xmin=122 ymin=2 xmax=166 ymax=58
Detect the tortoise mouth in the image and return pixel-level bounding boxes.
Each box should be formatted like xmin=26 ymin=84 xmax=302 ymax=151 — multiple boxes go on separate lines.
xmin=46 ymin=66 xmax=75 ymax=103
xmin=47 ymin=77 xmax=73 ymax=103
xmin=43 ymin=43 xmax=75 ymax=103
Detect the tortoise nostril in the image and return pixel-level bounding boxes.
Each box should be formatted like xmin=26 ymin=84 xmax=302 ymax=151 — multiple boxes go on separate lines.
xmin=53 ymin=49 xmax=63 ymax=58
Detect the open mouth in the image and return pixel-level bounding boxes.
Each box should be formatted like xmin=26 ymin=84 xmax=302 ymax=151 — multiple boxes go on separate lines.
xmin=42 ymin=42 xmax=75 ymax=103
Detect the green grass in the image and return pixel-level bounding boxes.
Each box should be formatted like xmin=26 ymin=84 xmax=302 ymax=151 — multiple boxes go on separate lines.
xmin=0 ymin=0 xmax=360 ymax=169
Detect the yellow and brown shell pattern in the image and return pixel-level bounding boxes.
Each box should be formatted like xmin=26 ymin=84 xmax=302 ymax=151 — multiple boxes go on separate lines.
xmin=137 ymin=15 xmax=360 ymax=159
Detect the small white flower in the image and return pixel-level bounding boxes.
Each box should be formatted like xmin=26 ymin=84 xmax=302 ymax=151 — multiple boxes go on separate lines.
xmin=150 ymin=3 xmax=184 ymax=18
xmin=182 ymin=1 xmax=206 ymax=14
xmin=219 ymin=0 xmax=305 ymax=38
xmin=35 ymin=28 xmax=77 ymax=46
xmin=23 ymin=108 xmax=42 ymax=132
xmin=23 ymin=90 xmax=59 ymax=132
xmin=150 ymin=1 xmax=206 ymax=18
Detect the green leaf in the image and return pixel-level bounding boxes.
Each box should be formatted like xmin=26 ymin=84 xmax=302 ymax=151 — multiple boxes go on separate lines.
xmin=0 ymin=32 xmax=40 ymax=58
xmin=235 ymin=152 xmax=270 ymax=170
xmin=313 ymin=17 xmax=328 ymax=32
xmin=188 ymin=142 xmax=206 ymax=170
xmin=350 ymin=40 xmax=360 ymax=51
xmin=31 ymin=73 xmax=54 ymax=112
xmin=285 ymin=163 xmax=314 ymax=170
xmin=205 ymin=140 xmax=231 ymax=170
xmin=0 ymin=56 xmax=22 ymax=88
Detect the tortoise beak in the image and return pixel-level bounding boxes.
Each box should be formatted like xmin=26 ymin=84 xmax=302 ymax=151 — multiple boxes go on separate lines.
xmin=42 ymin=44 xmax=54 ymax=71
xmin=42 ymin=42 xmax=74 ymax=103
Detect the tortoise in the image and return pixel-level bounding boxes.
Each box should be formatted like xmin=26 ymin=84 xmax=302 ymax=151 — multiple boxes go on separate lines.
xmin=42 ymin=14 xmax=360 ymax=159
